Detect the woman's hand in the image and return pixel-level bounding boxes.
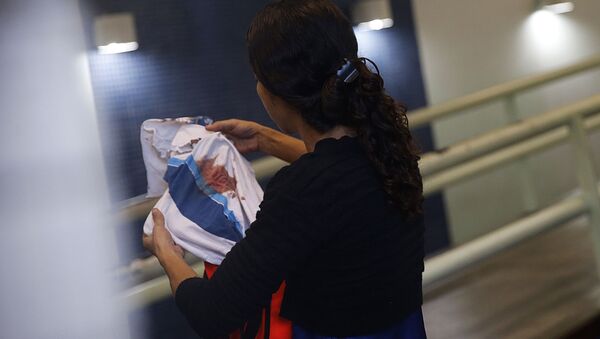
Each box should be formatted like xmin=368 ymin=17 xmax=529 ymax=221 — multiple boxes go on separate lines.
xmin=142 ymin=209 xmax=196 ymax=294
xmin=206 ymin=119 xmax=265 ymax=154
xmin=143 ymin=208 xmax=184 ymax=260
xmin=207 ymin=119 xmax=307 ymax=163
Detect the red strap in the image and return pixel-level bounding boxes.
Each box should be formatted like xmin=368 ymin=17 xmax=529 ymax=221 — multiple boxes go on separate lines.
xmin=203 ymin=263 xmax=292 ymax=339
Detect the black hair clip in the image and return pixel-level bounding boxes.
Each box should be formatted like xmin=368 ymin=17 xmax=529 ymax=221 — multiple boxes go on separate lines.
xmin=336 ymin=59 xmax=359 ymax=83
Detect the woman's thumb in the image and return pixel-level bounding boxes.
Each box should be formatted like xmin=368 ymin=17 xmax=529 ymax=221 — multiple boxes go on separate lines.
xmin=152 ymin=208 xmax=165 ymax=227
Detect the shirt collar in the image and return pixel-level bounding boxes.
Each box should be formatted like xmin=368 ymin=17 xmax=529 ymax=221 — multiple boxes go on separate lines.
xmin=313 ymin=135 xmax=360 ymax=154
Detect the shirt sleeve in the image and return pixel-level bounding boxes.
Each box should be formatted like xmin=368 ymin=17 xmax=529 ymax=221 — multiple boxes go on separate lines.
xmin=175 ymin=191 xmax=328 ymax=338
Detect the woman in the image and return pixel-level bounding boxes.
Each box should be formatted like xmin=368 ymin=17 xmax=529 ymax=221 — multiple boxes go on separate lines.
xmin=143 ymin=0 xmax=426 ymax=338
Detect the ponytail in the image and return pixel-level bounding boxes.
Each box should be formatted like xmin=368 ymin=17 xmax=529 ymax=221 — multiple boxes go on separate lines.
xmin=320 ymin=58 xmax=424 ymax=219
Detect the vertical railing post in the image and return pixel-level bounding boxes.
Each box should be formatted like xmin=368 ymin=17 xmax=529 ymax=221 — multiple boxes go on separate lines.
xmin=569 ymin=113 xmax=600 ymax=275
xmin=505 ymin=94 xmax=539 ymax=213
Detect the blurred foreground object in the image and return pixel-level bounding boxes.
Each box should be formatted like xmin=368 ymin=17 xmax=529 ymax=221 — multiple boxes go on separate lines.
xmin=0 ymin=1 xmax=130 ymax=338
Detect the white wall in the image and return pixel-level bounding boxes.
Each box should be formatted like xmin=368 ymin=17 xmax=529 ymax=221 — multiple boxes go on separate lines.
xmin=411 ymin=0 xmax=600 ymax=244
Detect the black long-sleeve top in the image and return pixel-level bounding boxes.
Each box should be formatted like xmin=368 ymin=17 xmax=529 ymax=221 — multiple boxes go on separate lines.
xmin=175 ymin=135 xmax=425 ymax=338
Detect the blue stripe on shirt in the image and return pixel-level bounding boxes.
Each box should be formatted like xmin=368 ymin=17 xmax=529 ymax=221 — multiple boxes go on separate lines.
xmin=165 ymin=156 xmax=244 ymax=242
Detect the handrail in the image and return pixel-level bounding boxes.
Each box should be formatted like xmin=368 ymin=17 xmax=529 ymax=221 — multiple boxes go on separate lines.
xmin=419 ymin=94 xmax=600 ymax=177
xmin=115 ymin=55 xmax=600 ymax=221
xmin=121 ymin=262 xmax=205 ymax=311
xmin=115 ymin=96 xmax=600 ymax=221
xmin=409 ymin=54 xmax=600 ymax=128
xmin=114 ymin=253 xmax=202 ymax=285
xmin=423 ymin=193 xmax=590 ymax=288
xmin=117 ymin=108 xmax=600 ymax=308
xmin=117 ymin=188 xmax=596 ymax=309
xmin=423 ymin=102 xmax=600 ymax=194
xmin=114 ymin=110 xmax=600 ymax=288
xmin=114 ymin=55 xmax=600 ymax=310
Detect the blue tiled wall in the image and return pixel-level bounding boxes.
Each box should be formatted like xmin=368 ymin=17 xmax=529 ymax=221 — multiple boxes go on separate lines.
xmin=81 ymin=0 xmax=274 ymax=202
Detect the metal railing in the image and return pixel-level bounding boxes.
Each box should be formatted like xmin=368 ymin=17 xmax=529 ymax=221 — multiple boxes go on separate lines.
xmin=115 ymin=55 xmax=600 ymax=309
xmin=408 ymin=54 xmax=600 ymax=128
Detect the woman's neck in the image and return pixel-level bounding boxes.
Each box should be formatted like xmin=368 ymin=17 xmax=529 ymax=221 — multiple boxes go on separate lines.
xmin=297 ymin=122 xmax=357 ymax=152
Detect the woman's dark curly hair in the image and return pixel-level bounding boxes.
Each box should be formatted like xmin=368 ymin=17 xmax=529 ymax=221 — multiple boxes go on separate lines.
xmin=247 ymin=0 xmax=423 ymax=219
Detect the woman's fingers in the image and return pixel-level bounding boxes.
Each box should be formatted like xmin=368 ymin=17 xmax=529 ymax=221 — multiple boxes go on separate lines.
xmin=206 ymin=119 xmax=238 ymax=133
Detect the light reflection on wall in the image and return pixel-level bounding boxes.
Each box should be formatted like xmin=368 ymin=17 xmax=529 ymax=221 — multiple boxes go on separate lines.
xmin=354 ymin=29 xmax=387 ymax=60
xmin=526 ymin=10 xmax=568 ymax=49
xmin=519 ymin=9 xmax=582 ymax=67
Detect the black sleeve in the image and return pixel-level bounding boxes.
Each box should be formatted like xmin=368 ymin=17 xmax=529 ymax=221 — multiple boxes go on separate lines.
xmin=174 ymin=192 xmax=328 ymax=338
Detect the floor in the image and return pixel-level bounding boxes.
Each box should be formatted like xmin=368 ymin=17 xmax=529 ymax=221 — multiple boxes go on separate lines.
xmin=423 ymin=216 xmax=600 ymax=339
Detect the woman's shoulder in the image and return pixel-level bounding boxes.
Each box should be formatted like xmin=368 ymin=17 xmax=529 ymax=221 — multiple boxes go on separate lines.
xmin=265 ymin=136 xmax=377 ymax=200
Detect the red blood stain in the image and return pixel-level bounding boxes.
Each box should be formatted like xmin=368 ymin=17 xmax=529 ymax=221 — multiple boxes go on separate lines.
xmin=196 ymin=157 xmax=237 ymax=195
